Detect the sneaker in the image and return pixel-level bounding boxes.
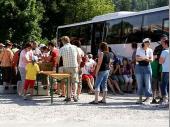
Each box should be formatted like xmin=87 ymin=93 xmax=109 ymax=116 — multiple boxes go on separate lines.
xmin=23 ymin=96 xmax=27 ymax=100
xmin=4 ymin=86 xmax=9 ymax=90
xmin=158 ymin=98 xmax=163 ymax=104
xmin=143 ymin=97 xmax=151 ymax=105
xmin=59 ymin=95 xmax=65 ymax=98
xmin=73 ymin=97 xmax=78 ymax=102
xmin=63 ymin=98 xmax=71 ymax=102
xmin=161 ymin=99 xmax=169 ymax=105
xmin=136 ymin=100 xmax=143 ymax=104
xmin=151 ymin=99 xmax=158 ymax=104
xmin=143 ymin=97 xmax=150 ymax=102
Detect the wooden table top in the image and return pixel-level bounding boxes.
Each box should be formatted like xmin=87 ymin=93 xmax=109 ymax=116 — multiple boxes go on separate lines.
xmin=39 ymin=71 xmax=56 ymax=75
xmin=50 ymin=73 xmax=70 ymax=79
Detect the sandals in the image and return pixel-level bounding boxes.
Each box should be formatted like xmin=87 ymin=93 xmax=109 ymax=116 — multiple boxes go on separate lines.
xmin=89 ymin=101 xmax=98 ymax=104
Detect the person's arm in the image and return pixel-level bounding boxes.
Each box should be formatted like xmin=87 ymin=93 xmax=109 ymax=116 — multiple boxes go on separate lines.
xmin=159 ymin=51 xmax=166 ymax=64
xmin=95 ymin=52 xmax=103 ymax=77
xmin=113 ymin=64 xmax=118 ymax=74
xmin=136 ymin=55 xmax=147 ymax=61
xmin=25 ymin=51 xmax=32 ymax=63
xmin=159 ymin=56 xmax=165 ymax=64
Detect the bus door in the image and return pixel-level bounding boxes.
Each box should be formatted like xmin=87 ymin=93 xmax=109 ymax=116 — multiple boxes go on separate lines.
xmin=91 ymin=22 xmax=105 ymax=58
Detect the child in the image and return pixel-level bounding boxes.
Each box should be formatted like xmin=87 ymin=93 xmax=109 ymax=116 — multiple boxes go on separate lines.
xmin=122 ymin=58 xmax=133 ymax=93
xmin=23 ymin=56 xmax=40 ymax=100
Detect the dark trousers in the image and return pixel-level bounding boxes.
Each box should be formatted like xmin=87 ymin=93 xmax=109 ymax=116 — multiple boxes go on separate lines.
xmin=161 ymin=72 xmax=169 ymax=97
xmin=1 ymin=67 xmax=12 ymax=84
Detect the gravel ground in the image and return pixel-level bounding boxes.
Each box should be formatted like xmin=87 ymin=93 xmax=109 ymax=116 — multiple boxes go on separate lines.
xmin=0 ymin=93 xmax=169 ymax=127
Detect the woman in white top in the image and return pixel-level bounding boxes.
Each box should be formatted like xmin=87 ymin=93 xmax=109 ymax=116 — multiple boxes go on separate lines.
xmin=135 ymin=38 xmax=153 ymax=104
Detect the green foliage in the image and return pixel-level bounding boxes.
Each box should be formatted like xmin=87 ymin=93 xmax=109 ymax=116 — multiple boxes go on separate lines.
xmin=113 ymin=0 xmax=168 ymax=11
xmin=0 ymin=0 xmax=44 ymax=45
xmin=0 ymin=0 xmax=168 ymax=44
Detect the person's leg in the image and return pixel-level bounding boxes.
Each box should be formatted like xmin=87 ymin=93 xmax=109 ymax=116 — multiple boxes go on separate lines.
xmin=107 ymin=78 xmax=116 ymax=94
xmin=123 ymin=75 xmax=129 ymax=92
xmin=117 ymin=75 xmax=125 ymax=91
xmin=128 ymin=77 xmax=133 ymax=92
xmin=78 ymin=69 xmax=82 ymax=96
xmin=160 ymin=72 xmax=169 ymax=103
xmin=28 ymin=80 xmax=35 ymax=96
xmin=101 ymin=70 xmax=110 ymax=102
xmin=70 ymin=67 xmax=79 ymax=101
xmin=143 ymin=74 xmax=152 ymax=102
xmin=61 ymin=80 xmax=66 ymax=96
xmin=23 ymin=80 xmax=29 ymax=96
xmin=90 ymin=76 xmax=94 ymax=88
xmin=135 ymin=74 xmax=144 ymax=102
xmin=151 ymin=77 xmax=158 ymax=102
xmin=94 ymin=72 xmax=104 ymax=103
xmin=18 ymin=67 xmax=26 ymax=96
xmin=113 ymin=80 xmax=123 ymax=94
xmin=84 ymin=76 xmax=94 ymax=93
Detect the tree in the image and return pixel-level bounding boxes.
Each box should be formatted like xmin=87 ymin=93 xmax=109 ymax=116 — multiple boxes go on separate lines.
xmin=65 ymin=0 xmax=115 ymax=23
xmin=0 ymin=0 xmax=44 ymax=44
xmin=40 ymin=0 xmax=115 ymax=40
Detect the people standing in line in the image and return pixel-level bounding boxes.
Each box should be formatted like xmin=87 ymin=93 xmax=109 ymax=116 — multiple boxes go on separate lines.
xmin=135 ymin=38 xmax=153 ymax=104
xmin=23 ymin=56 xmax=40 ymax=100
xmin=89 ymin=42 xmax=111 ymax=104
xmin=59 ymin=36 xmax=81 ymax=102
xmin=153 ymin=34 xmax=168 ymax=103
xmin=18 ymin=43 xmax=33 ymax=95
xmin=159 ymin=39 xmax=169 ymax=105
xmin=0 ymin=42 xmax=14 ymax=87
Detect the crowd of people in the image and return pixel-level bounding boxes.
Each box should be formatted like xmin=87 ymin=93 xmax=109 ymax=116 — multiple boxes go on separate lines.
xmin=0 ymin=34 xmax=169 ymax=106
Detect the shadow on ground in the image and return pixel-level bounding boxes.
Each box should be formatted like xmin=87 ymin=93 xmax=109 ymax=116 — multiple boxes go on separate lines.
xmin=0 ymin=94 xmax=169 ymax=111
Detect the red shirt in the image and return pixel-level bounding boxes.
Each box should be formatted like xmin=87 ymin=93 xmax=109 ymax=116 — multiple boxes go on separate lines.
xmin=50 ymin=48 xmax=59 ymax=67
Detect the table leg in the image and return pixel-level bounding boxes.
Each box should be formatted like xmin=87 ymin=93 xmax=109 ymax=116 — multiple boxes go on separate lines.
xmin=50 ymin=76 xmax=53 ymax=104
xmin=66 ymin=78 xmax=68 ymax=99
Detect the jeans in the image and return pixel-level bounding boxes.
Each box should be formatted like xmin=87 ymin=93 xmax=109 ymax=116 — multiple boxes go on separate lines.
xmin=18 ymin=67 xmax=26 ymax=85
xmin=160 ymin=72 xmax=169 ymax=97
xmin=95 ymin=70 xmax=110 ymax=92
xmin=135 ymin=64 xmax=152 ymax=97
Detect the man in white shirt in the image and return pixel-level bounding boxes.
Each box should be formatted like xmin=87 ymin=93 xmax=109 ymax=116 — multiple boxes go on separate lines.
xmin=59 ymin=36 xmax=81 ymax=102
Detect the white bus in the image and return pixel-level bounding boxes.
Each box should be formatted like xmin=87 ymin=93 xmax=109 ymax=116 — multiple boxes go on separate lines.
xmin=57 ymin=6 xmax=169 ymax=59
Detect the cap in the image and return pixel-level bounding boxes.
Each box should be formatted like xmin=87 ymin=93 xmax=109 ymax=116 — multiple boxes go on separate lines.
xmin=160 ymin=34 xmax=168 ymax=38
xmin=39 ymin=44 xmax=46 ymax=48
xmin=142 ymin=38 xmax=151 ymax=43
xmin=32 ymin=55 xmax=38 ymax=62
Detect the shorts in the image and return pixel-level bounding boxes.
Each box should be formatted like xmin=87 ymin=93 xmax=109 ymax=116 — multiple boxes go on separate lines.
xmin=63 ymin=67 xmax=79 ymax=84
xmin=24 ymin=79 xmax=35 ymax=91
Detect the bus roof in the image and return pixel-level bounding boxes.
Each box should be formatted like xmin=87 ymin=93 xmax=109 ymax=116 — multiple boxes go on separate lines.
xmin=57 ymin=6 xmax=169 ymax=29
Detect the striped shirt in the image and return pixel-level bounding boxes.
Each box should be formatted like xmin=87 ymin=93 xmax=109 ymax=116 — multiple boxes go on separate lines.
xmin=59 ymin=43 xmax=79 ymax=67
